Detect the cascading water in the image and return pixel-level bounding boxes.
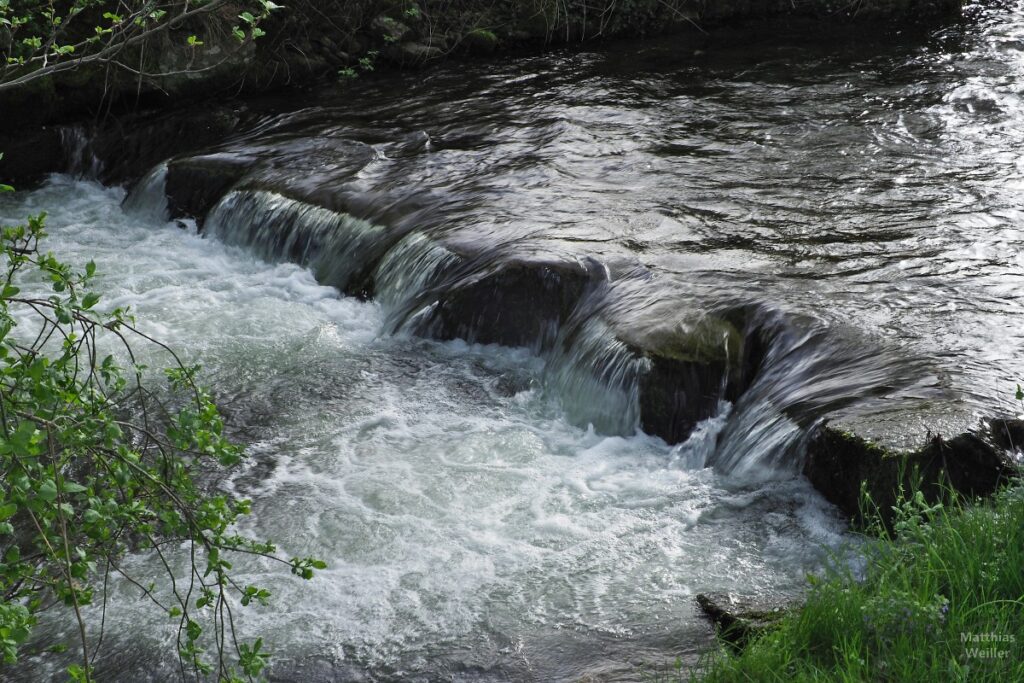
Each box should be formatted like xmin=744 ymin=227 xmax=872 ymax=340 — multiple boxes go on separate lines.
xmin=368 ymin=232 xmax=463 ymax=311
xmin=544 ymin=316 xmax=648 ymax=436
xmin=5 ymin=3 xmax=1024 ymax=680
xmin=189 ymin=185 xmax=758 ymax=449
xmin=1 ymin=177 xmax=847 ymax=683
xmin=122 ymin=161 xmax=171 ymax=222
xmin=59 ymin=125 xmax=103 ymax=180
xmin=205 ymin=190 xmax=390 ymax=294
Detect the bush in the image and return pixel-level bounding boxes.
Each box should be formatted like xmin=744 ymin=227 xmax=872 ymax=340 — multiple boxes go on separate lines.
xmin=0 ymin=198 xmax=322 ymax=680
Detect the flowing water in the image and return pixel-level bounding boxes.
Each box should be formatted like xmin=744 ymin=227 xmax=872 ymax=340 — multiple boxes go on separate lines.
xmin=3 ymin=2 xmax=1024 ymax=680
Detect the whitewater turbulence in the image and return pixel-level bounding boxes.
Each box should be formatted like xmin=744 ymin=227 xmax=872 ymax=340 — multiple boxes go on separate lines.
xmin=2 ymin=178 xmax=846 ymax=681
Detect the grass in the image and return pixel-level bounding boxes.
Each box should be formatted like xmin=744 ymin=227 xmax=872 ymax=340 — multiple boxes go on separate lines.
xmin=673 ymin=484 xmax=1024 ymax=682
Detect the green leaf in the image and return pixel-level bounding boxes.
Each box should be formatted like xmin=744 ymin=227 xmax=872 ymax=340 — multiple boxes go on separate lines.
xmin=0 ymin=502 xmax=17 ymax=521
xmin=38 ymin=480 xmax=58 ymax=502
xmin=81 ymin=292 xmax=100 ymax=309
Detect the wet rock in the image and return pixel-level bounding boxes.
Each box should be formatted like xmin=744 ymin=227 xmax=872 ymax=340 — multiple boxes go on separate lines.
xmin=626 ymin=316 xmax=747 ymax=444
xmin=93 ymin=107 xmax=243 ymax=186
xmin=605 ymin=303 xmax=761 ymax=445
xmin=696 ymin=592 xmax=787 ymax=650
xmin=988 ymin=417 xmax=1024 ymax=454
xmin=161 ymin=129 xmax=377 ymax=225
xmin=411 ymin=256 xmax=601 ymax=350
xmin=392 ymin=255 xmax=765 ymax=445
xmin=0 ymin=126 xmax=65 ymax=187
xmin=804 ymin=408 xmax=1020 ymax=525
xmin=166 ymin=154 xmax=252 ymax=221
xmin=461 ymin=28 xmax=499 ymax=54
xmin=386 ymin=42 xmax=444 ymax=66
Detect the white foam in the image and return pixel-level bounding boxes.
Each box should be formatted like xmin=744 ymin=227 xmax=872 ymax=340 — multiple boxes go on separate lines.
xmin=0 ymin=177 xmax=848 ymax=680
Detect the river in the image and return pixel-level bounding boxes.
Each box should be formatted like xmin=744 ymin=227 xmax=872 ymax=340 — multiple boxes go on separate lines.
xmin=2 ymin=2 xmax=1023 ymax=680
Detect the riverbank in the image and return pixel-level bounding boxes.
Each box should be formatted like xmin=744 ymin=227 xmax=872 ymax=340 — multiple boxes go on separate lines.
xmin=2 ymin=0 xmax=963 ymax=131
xmin=688 ymin=482 xmax=1024 ymax=682
xmin=0 ymin=0 xmax=972 ymax=188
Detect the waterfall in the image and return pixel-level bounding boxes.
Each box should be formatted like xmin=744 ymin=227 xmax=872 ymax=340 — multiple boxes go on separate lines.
xmin=374 ymin=232 xmax=463 ymax=315
xmin=544 ymin=316 xmax=648 ymax=436
xmin=172 ymin=183 xmax=753 ymax=457
xmin=59 ymin=125 xmax=102 ymax=179
xmin=205 ymin=190 xmax=389 ymax=294
xmin=143 ymin=165 xmax=928 ymax=478
xmin=122 ymin=162 xmax=170 ymax=222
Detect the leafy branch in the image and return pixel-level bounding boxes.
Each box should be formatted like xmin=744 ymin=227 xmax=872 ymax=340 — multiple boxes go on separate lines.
xmin=0 ymin=0 xmax=282 ymax=93
xmin=0 ymin=188 xmax=321 ymax=681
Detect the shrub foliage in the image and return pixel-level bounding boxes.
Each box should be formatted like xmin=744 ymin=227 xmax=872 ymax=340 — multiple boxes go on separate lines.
xmin=0 ymin=193 xmax=322 ymax=681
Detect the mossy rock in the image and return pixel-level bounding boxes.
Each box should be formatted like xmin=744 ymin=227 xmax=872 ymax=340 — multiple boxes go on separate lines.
xmin=462 ymin=28 xmax=499 ymax=54
xmin=626 ymin=316 xmax=743 ymax=366
xmin=804 ymin=417 xmax=1020 ymax=526
xmin=615 ymin=313 xmax=752 ymax=444
xmin=696 ymin=592 xmax=788 ymax=651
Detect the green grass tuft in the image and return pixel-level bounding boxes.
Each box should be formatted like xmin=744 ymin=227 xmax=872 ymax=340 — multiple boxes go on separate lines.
xmin=684 ymin=485 xmax=1024 ymax=682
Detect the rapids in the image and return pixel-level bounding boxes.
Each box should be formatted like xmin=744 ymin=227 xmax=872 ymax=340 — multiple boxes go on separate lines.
xmin=3 ymin=2 xmax=1024 ymax=680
